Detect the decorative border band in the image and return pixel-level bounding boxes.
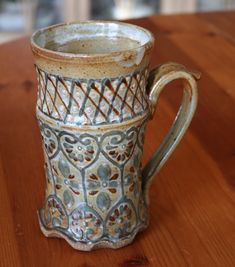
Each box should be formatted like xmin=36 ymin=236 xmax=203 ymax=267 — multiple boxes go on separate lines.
xmin=36 ymin=66 xmax=150 ymax=126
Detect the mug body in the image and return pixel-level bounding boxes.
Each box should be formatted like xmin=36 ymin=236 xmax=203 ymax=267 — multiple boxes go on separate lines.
xmin=31 ymin=21 xmax=154 ymax=250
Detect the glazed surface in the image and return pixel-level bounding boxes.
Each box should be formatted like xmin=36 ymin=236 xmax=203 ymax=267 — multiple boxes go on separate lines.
xmin=35 ymin=63 xmax=151 ymax=250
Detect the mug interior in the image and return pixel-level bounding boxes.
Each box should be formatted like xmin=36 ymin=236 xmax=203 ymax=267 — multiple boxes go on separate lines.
xmin=32 ymin=21 xmax=153 ymax=56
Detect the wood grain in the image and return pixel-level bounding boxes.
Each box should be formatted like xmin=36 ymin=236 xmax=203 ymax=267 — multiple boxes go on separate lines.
xmin=0 ymin=12 xmax=235 ymax=267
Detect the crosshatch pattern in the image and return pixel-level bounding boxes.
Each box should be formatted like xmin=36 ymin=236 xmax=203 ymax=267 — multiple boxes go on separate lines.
xmin=35 ymin=66 xmax=150 ymax=125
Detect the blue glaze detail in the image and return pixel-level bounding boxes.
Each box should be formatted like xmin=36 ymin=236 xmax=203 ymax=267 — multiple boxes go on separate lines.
xmin=38 ymin=117 xmax=149 ymax=245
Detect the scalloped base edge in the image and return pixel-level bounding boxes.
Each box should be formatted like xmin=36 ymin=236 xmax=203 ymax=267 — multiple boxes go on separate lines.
xmin=38 ymin=210 xmax=149 ymax=251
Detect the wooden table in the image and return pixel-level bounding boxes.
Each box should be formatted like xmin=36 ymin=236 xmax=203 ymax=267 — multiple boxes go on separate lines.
xmin=0 ymin=11 xmax=235 ymax=267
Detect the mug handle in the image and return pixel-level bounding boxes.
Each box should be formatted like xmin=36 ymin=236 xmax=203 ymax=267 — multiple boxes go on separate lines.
xmin=142 ymin=62 xmax=200 ymax=204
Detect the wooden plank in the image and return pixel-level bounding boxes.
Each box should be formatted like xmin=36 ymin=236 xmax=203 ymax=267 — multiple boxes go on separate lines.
xmin=144 ymin=14 xmax=235 ymax=186
xmin=0 ymin=38 xmax=49 ymax=267
xmin=145 ymin=13 xmax=235 ymax=98
xmin=144 ymin=15 xmax=235 ymax=266
xmin=197 ymin=11 xmax=235 ymax=43
xmin=0 ymin=156 xmax=21 ymax=267
xmin=0 ymin=12 xmax=235 ymax=266
xmin=130 ymin=13 xmax=235 ymax=266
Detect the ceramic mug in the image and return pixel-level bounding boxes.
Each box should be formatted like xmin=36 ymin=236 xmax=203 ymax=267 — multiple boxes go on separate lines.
xmin=31 ymin=21 xmax=199 ymax=251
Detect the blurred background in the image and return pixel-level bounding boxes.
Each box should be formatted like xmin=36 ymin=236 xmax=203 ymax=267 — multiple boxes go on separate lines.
xmin=0 ymin=0 xmax=235 ymax=44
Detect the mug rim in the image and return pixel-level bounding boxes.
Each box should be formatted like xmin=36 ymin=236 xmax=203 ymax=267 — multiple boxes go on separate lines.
xmin=31 ymin=20 xmax=154 ymax=63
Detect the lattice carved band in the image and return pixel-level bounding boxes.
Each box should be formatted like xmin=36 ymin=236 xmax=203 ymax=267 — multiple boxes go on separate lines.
xmin=36 ymin=66 xmax=150 ymax=125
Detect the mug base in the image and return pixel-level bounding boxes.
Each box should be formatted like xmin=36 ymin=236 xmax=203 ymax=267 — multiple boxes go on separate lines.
xmin=38 ymin=209 xmax=149 ymax=251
